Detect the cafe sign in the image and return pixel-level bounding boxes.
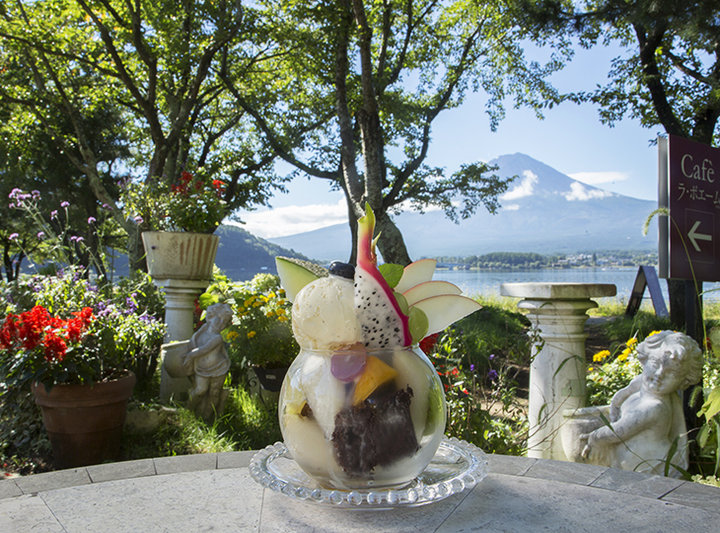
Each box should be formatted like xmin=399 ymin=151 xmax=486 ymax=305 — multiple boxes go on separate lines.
xmin=659 ymin=135 xmax=720 ymax=281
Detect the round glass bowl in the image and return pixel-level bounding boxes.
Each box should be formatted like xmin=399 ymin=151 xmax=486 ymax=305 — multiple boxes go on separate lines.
xmin=249 ymin=437 xmax=488 ymax=509
xmin=278 ymin=345 xmax=447 ymax=490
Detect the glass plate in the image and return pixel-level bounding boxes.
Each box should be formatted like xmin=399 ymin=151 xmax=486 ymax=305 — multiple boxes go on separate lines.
xmin=249 ymin=437 xmax=488 ymax=509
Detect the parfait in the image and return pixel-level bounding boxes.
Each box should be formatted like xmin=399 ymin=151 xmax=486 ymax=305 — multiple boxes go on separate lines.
xmin=276 ymin=204 xmax=481 ymax=490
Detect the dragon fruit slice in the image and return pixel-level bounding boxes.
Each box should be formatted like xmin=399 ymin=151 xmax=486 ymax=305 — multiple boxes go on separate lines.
xmin=354 ymin=204 xmax=411 ymax=349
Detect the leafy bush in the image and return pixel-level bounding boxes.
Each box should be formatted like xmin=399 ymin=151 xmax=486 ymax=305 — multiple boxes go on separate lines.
xmin=586 ymin=337 xmax=644 ymax=406
xmin=201 ymin=273 xmax=298 ymax=377
xmin=0 ymin=270 xmax=165 ymax=470
xmin=428 ymin=314 xmax=529 ymax=455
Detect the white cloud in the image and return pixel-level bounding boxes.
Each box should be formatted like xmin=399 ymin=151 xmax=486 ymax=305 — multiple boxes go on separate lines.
xmin=563 ymin=182 xmax=614 ymax=201
xmin=503 ymin=204 xmax=520 ymax=211
xmin=233 ymin=199 xmax=348 ymax=238
xmin=568 ymin=171 xmax=629 ymax=186
xmin=501 ymin=170 xmax=537 ymax=201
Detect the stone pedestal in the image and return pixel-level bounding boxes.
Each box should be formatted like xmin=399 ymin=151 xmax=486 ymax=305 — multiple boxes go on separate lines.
xmin=500 ymin=282 xmax=616 ymax=460
xmin=154 ymin=279 xmax=210 ymax=402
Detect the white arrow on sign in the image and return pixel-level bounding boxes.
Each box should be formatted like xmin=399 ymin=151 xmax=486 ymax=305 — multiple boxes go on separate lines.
xmin=688 ymin=220 xmax=712 ymax=252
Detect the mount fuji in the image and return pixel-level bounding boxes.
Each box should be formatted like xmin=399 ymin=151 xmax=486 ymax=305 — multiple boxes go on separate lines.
xmin=268 ymin=153 xmax=659 ymax=262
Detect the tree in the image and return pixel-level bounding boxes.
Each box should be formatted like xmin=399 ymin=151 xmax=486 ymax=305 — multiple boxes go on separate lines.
xmin=233 ymin=0 xmax=565 ymax=265
xmin=517 ymin=0 xmax=720 ymax=329
xmin=0 ymin=1 xmax=289 ymax=271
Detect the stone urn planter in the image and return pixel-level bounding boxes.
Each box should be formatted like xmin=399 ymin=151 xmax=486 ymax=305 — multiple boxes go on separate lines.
xmin=31 ymin=372 xmax=136 ymax=469
xmin=142 ymin=231 xmax=219 ymax=280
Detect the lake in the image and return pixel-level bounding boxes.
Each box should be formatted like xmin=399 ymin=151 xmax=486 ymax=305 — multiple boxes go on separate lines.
xmin=433 ymin=267 xmax=720 ymax=304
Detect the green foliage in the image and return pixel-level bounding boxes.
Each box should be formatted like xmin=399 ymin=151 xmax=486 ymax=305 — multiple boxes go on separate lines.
xmin=426 ymin=304 xmax=531 ymax=455
xmin=0 ymin=270 xmax=165 ymax=469
xmin=520 ymin=0 xmax=720 ymax=144
xmin=598 ymin=313 xmax=673 ymax=350
xmin=445 ymin=305 xmax=533 ymax=371
xmin=429 ymin=334 xmax=527 ymax=456
xmin=201 ymin=273 xmax=298 ymax=372
xmin=121 ymin=172 xmax=229 ymax=234
xmin=586 ymin=340 xmax=643 ymax=406
xmin=247 ymin=0 xmax=565 ymax=263
xmin=122 ymin=385 xmax=280 ymax=460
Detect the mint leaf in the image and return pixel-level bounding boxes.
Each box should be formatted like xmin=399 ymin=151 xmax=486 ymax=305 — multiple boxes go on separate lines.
xmin=408 ymin=306 xmax=429 ymax=344
xmin=379 ymin=263 xmax=404 ymax=288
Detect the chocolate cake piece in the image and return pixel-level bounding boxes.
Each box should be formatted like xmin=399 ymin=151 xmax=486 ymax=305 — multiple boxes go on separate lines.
xmin=332 ymin=386 xmax=418 ymax=477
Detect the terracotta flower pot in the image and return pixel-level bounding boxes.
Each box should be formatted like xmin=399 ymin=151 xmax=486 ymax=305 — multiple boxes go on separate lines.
xmin=142 ymin=231 xmax=219 ymax=280
xmin=32 ymin=372 xmax=136 ymax=469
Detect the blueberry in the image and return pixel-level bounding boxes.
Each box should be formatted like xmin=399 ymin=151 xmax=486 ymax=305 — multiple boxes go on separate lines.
xmin=329 ymin=261 xmax=355 ymax=279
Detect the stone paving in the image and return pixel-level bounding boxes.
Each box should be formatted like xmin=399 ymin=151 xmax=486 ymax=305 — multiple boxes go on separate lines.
xmin=1 ymin=451 xmax=718 ymax=532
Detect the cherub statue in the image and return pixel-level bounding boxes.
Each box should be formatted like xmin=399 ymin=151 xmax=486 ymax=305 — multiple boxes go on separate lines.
xmin=568 ymin=331 xmax=702 ymax=477
xmin=183 ymin=303 xmax=233 ymax=422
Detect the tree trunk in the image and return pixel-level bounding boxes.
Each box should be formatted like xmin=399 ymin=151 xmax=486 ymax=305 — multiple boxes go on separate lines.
xmin=375 ymin=211 xmax=412 ymax=266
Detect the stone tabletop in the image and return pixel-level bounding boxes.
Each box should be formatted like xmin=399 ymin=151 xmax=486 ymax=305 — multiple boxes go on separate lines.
xmin=500 ymin=282 xmax=618 ymax=300
xmin=1 ymin=451 xmax=718 ymax=532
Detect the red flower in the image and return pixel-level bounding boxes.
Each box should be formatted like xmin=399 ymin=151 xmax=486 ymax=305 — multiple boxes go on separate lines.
xmin=42 ymin=332 xmax=67 ymax=361
xmin=419 ymin=333 xmax=439 ymax=354
xmin=0 ymin=305 xmax=93 ymax=363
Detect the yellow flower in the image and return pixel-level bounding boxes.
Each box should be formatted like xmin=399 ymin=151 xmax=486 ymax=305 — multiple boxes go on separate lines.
xmin=588 ymin=366 xmax=594 ymax=372
xmin=277 ymin=315 xmax=288 ymax=322
xmin=626 ymin=337 xmax=638 ymax=348
xmin=617 ymin=348 xmax=630 ymax=362
xmin=593 ymin=350 xmax=611 ymax=362
xmin=247 ymin=331 xmax=257 ymax=339
xmin=226 ymin=331 xmax=239 ymax=340
xmin=265 ymin=310 xmax=275 ymax=317
xmin=268 ymin=292 xmax=276 ymax=299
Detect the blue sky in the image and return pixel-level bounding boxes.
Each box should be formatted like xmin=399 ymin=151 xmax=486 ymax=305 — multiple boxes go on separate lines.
xmin=237 ymin=43 xmax=662 ymax=239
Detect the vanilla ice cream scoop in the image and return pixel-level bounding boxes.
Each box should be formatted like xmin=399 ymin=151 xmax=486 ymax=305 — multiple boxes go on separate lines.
xmin=291 ymin=275 xmax=361 ymax=350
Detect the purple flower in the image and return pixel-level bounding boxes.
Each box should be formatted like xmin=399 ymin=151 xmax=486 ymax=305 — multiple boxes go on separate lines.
xmin=8 ymin=188 xmax=22 ymax=198
xmin=133 ymin=215 xmax=143 ymax=224
xmin=102 ymin=203 xmax=111 ymax=210
xmin=60 ymin=201 xmax=70 ymax=208
xmin=50 ymin=210 xmax=58 ymax=219
xmin=31 ymin=190 xmax=40 ymax=199
xmin=489 ymin=354 xmax=495 ymax=360
xmin=9 ymin=233 xmax=19 ymax=240
xmin=125 ymin=296 xmax=138 ymax=314
xmin=470 ymin=364 xmax=475 ymax=372
xmin=8 ymin=203 xmax=15 ymax=209
xmin=487 ymin=369 xmax=499 ymax=381
xmin=37 ymin=231 xmax=45 ymax=239
xmin=88 ymin=216 xmax=96 ymax=224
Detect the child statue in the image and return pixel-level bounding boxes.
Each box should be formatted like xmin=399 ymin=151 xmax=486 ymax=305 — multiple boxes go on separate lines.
xmin=183 ymin=303 xmax=233 ymax=422
xmin=566 ymin=331 xmax=702 ymax=477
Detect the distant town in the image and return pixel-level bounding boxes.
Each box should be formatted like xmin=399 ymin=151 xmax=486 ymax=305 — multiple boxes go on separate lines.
xmin=433 ymin=250 xmax=659 ymax=271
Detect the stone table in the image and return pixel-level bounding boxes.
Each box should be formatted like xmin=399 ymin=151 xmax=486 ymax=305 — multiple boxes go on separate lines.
xmin=1 ymin=451 xmax=718 ymax=532
xmin=500 ymin=282 xmax=617 ymax=460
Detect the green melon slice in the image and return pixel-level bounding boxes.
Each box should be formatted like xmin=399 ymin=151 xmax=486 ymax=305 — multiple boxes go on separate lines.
xmin=275 ymin=256 xmax=328 ymax=302
xmin=410 ymin=294 xmax=482 ymax=335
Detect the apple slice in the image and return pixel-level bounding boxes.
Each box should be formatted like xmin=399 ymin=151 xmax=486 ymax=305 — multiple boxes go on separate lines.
xmin=275 ymin=256 xmax=327 ymax=302
xmin=403 ymin=280 xmax=462 ymax=306
xmin=410 ymin=294 xmax=482 ymax=335
xmin=395 ymin=258 xmax=437 ymax=293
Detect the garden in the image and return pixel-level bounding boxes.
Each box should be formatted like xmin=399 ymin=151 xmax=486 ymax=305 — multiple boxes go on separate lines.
xmin=2 ymin=251 xmax=720 ymax=489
